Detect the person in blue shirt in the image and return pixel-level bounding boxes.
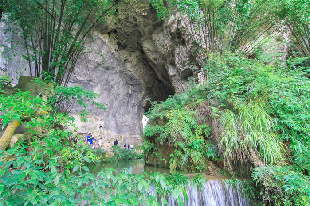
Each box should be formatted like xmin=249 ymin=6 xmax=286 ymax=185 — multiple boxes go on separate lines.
xmin=87 ymin=133 xmax=93 ymax=146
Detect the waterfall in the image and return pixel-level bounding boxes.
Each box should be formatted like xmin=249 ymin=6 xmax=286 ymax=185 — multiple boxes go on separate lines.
xmin=167 ymin=180 xmax=250 ymax=206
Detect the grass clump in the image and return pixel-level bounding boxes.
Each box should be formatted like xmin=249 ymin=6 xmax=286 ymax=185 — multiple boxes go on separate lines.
xmin=220 ymin=102 xmax=283 ymax=166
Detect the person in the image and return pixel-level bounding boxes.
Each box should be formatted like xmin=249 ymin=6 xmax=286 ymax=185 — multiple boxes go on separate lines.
xmin=114 ymin=139 xmax=118 ymax=146
xmin=130 ymin=144 xmax=133 ymax=150
xmin=86 ymin=133 xmax=91 ymax=144
xmin=127 ymin=144 xmax=130 ymax=149
xmin=107 ymin=142 xmax=111 ymax=149
xmin=98 ymin=138 xmax=103 ymax=148
xmin=124 ymin=143 xmax=127 ymax=149
xmin=87 ymin=133 xmax=94 ymax=147
xmin=103 ymin=141 xmax=109 ymax=149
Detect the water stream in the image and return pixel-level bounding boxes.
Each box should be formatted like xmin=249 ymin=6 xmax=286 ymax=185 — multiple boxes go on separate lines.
xmin=167 ymin=181 xmax=250 ymax=206
xmin=89 ymin=159 xmax=251 ymax=206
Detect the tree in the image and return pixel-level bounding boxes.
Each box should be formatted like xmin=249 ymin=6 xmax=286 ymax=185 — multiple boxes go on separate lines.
xmin=273 ymin=0 xmax=310 ymax=57
xmin=0 ymin=77 xmax=105 ymax=151
xmin=151 ymin=0 xmax=277 ymax=56
xmin=2 ymin=0 xmax=121 ymax=85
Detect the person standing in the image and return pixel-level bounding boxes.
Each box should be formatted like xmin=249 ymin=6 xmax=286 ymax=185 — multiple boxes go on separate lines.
xmin=98 ymin=138 xmax=103 ymax=148
xmin=87 ymin=133 xmax=94 ymax=148
xmin=114 ymin=139 xmax=118 ymax=146
xmin=86 ymin=133 xmax=92 ymax=145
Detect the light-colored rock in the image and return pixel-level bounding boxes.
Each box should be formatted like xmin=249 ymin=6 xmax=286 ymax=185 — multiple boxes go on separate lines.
xmin=0 ymin=20 xmax=31 ymax=84
xmin=10 ymin=134 xmax=24 ymax=148
xmin=0 ymin=1 xmax=290 ymax=147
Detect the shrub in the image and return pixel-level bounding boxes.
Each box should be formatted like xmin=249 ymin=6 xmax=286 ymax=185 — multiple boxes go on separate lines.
xmin=144 ymin=104 xmax=216 ymax=171
xmin=252 ymin=166 xmax=310 ymax=205
xmin=106 ymin=145 xmax=143 ymax=162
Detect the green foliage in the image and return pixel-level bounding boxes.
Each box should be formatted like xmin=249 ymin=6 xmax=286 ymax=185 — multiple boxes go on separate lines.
xmin=49 ymin=84 xmax=106 ymax=114
xmin=61 ymin=142 xmax=101 ymax=175
xmin=0 ymin=83 xmax=197 ymax=205
xmin=2 ymin=0 xmax=121 ymax=85
xmin=203 ymin=52 xmax=310 ymax=169
xmin=204 ymin=52 xmax=310 ymax=203
xmin=144 ymin=104 xmax=217 ymax=171
xmin=224 ymin=178 xmax=258 ymax=203
xmin=0 ymin=134 xmax=201 ymax=205
xmin=106 ymin=146 xmax=143 ymax=162
xmin=252 ymin=166 xmax=310 ymax=205
xmin=220 ymin=102 xmax=283 ymax=165
xmin=93 ymin=147 xmax=107 ymax=157
xmin=0 ymin=96 xmax=88 ymax=204
xmin=145 ymin=51 xmax=310 ymax=203
xmin=151 ymin=0 xmax=276 ymax=55
xmin=0 ymin=82 xmax=112 ymax=204
xmin=150 ymin=0 xmax=169 ymax=20
xmin=0 ymin=90 xmax=48 ymax=129
xmin=141 ymin=139 xmax=154 ymax=158
xmin=265 ymin=69 xmax=310 ymax=172
xmin=273 ymin=0 xmax=310 ymax=57
xmin=0 ymin=75 xmax=11 ymax=91
xmin=33 ymin=78 xmax=106 ymax=117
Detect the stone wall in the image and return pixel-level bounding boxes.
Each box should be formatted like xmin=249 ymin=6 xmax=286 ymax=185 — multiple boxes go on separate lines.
xmin=65 ymin=0 xmax=200 ymax=145
xmin=0 ymin=21 xmax=31 ymax=84
xmin=0 ymin=0 xmax=290 ymax=147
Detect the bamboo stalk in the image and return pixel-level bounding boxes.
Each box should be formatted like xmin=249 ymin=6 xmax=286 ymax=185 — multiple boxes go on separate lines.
xmin=22 ymin=32 xmax=33 ymax=76
xmin=0 ymin=120 xmax=21 ymax=151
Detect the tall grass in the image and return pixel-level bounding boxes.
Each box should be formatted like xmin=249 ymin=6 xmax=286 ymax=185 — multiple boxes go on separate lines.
xmin=220 ymin=102 xmax=283 ymax=166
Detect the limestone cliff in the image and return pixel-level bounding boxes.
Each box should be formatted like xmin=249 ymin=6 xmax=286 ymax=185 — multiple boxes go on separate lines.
xmin=0 ymin=0 xmax=289 ymax=146
xmin=56 ymin=0 xmax=205 ymax=145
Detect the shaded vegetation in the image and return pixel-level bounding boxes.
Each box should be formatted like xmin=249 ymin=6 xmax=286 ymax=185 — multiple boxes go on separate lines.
xmin=106 ymin=145 xmax=143 ymax=162
xmin=1 ymin=0 xmax=122 ymax=85
xmin=144 ymin=52 xmax=310 ymax=204
xmin=1 ymin=0 xmax=310 ymax=204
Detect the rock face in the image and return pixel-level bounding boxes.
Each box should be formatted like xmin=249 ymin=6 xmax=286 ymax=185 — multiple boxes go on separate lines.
xmin=0 ymin=1 xmax=190 ymax=145
xmin=0 ymin=21 xmax=31 ymax=84
xmin=0 ymin=0 xmax=290 ymax=147
xmin=65 ymin=0 xmax=204 ymax=145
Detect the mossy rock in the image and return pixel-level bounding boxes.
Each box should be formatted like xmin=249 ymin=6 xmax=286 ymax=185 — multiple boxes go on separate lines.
xmin=15 ymin=76 xmax=53 ymax=98
xmin=9 ymin=134 xmax=24 ymax=148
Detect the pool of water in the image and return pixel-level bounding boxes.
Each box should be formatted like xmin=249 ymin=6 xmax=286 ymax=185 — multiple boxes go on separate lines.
xmin=88 ymin=159 xmax=240 ymax=181
xmin=87 ymin=160 xmax=253 ymax=205
xmin=88 ymin=159 xmax=170 ymax=175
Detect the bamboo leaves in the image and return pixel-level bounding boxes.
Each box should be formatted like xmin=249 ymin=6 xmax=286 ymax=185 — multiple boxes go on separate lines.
xmin=3 ymin=0 xmax=120 ymax=85
xmin=151 ymin=0 xmax=276 ymax=55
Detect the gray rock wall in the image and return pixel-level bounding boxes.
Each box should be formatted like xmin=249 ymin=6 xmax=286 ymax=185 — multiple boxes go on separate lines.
xmin=66 ymin=0 xmax=198 ymax=145
xmin=0 ymin=1 xmax=289 ymax=146
xmin=0 ymin=21 xmax=31 ymax=84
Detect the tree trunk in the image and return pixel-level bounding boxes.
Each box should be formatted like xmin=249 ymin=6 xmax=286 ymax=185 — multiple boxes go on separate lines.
xmin=0 ymin=120 xmax=21 ymax=150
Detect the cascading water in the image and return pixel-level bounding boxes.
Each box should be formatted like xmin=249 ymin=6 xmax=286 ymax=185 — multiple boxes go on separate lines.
xmin=167 ymin=180 xmax=250 ymax=206
xmin=89 ymin=160 xmax=252 ymax=205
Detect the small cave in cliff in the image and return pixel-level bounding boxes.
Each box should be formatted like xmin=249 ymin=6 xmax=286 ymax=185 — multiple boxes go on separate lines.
xmin=143 ymin=83 xmax=174 ymax=113
xmin=141 ymin=58 xmax=175 ymax=113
